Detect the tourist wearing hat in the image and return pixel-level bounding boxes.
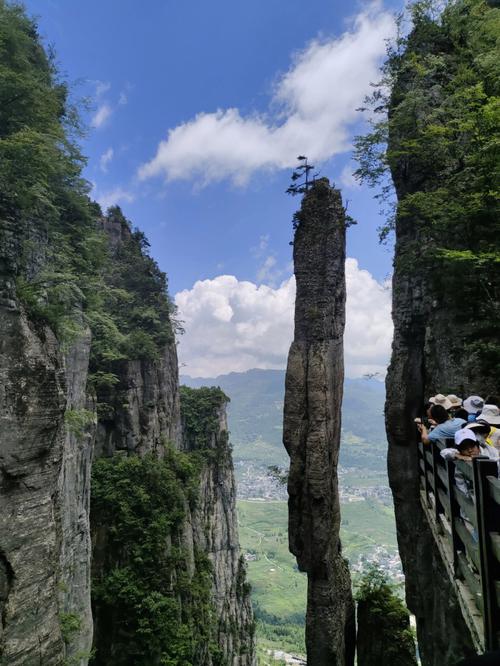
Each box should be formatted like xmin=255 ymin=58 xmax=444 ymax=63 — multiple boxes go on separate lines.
xmin=447 ymin=394 xmax=462 ymax=409
xmin=429 ymin=394 xmax=453 ymax=411
xmin=465 ymin=420 xmax=493 ymax=447
xmin=472 ymin=407 xmax=500 ymax=450
xmin=446 ymin=394 xmax=468 ymax=419
xmin=477 ymin=404 xmax=500 ymax=426
xmin=441 ymin=428 xmax=477 ymax=458
xmin=440 ymin=429 xmax=499 ymax=495
xmin=463 ymin=395 xmax=485 ymax=421
xmin=417 ymin=404 xmax=466 ymax=445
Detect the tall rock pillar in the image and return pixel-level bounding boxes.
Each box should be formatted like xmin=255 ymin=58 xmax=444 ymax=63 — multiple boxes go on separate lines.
xmin=283 ymin=178 xmax=355 ymax=666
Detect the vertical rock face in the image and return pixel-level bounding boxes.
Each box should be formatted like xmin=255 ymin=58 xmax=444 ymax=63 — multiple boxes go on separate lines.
xmin=93 ymin=349 xmax=182 ymax=458
xmin=283 ymin=179 xmax=355 ymax=666
xmin=384 ymin=8 xmax=499 ymax=659
xmin=385 ymin=227 xmax=479 ymax=665
xmin=0 ymin=302 xmax=66 ymax=666
xmin=57 ymin=330 xmax=95 ymax=665
xmin=0 ymin=223 xmax=94 ymax=664
xmin=90 ymin=215 xmax=254 ymax=665
xmin=185 ymin=399 xmax=256 ymax=665
xmin=1 ymin=208 xmax=255 ymax=666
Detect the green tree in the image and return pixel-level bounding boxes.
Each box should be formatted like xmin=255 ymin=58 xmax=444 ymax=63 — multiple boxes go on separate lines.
xmin=90 ymin=452 xmax=221 ymax=666
xmin=356 ymin=565 xmax=417 ymax=666
xmin=354 ymin=0 xmax=500 ymax=381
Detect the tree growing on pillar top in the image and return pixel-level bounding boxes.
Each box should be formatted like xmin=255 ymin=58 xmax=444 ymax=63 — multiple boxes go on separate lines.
xmin=286 ymin=156 xmax=317 ymax=196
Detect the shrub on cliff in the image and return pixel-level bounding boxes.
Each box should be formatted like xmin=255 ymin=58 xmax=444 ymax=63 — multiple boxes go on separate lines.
xmin=90 ymin=452 xmax=221 ymax=665
xmin=356 ymin=565 xmax=417 ymax=666
xmin=0 ymin=3 xmax=177 ymax=368
xmin=354 ymin=0 xmax=500 ymax=381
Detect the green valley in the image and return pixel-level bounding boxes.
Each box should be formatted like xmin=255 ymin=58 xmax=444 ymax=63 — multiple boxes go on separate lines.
xmin=183 ymin=369 xmax=399 ymax=661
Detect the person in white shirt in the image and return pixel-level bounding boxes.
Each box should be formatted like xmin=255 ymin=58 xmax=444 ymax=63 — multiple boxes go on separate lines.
xmin=441 ymin=428 xmax=499 ymax=498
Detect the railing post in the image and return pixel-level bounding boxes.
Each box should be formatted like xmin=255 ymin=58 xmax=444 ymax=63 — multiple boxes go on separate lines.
xmin=446 ymin=458 xmax=460 ymax=575
xmin=431 ymin=441 xmax=443 ymax=523
xmin=472 ymin=456 xmax=499 ymax=651
xmin=419 ymin=441 xmax=431 ymax=503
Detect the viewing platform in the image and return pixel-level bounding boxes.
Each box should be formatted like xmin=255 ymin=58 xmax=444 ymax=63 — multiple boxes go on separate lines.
xmin=417 ymin=439 xmax=500 ymax=653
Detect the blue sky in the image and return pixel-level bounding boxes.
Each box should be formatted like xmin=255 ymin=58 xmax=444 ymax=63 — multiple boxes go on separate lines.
xmin=26 ymin=0 xmax=403 ymax=377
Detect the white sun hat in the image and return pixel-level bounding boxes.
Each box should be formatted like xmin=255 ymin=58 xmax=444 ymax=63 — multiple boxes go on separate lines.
xmin=477 ymin=404 xmax=500 ymax=426
xmin=455 ymin=428 xmax=477 ymax=446
xmin=430 ymin=394 xmax=452 ymax=411
xmin=446 ymin=394 xmax=462 ymax=408
xmin=463 ymin=395 xmax=484 ymax=414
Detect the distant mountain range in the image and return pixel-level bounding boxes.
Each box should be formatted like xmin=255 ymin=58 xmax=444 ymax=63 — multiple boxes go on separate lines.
xmin=181 ymin=369 xmax=387 ymax=473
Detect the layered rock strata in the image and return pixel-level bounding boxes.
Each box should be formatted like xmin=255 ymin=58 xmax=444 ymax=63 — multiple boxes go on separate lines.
xmin=1 ymin=210 xmax=255 ymax=665
xmin=385 ymin=12 xmax=498 ymax=662
xmin=0 ymin=220 xmax=94 ymax=665
xmin=90 ymin=217 xmax=255 ymax=665
xmin=184 ymin=395 xmax=256 ymax=665
xmin=283 ymin=179 xmax=355 ymax=665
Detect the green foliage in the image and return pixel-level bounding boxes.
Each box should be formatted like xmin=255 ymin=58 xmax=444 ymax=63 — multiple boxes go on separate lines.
xmin=0 ymin=1 xmax=85 ymax=221
xmin=59 ymin=612 xmax=81 ymax=644
xmin=180 ymin=385 xmax=230 ymax=450
xmin=90 ymin=452 xmax=221 ymax=665
xmin=87 ymin=206 xmax=178 ymax=372
xmin=0 ymin=4 xmax=177 ymax=381
xmin=64 ymin=408 xmax=95 ymax=438
xmin=356 ymin=565 xmax=417 ymax=666
xmin=267 ymin=465 xmax=289 ymax=486
xmin=354 ymin=0 xmax=500 ymax=377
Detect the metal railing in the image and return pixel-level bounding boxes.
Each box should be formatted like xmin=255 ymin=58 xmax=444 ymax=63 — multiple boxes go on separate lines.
xmin=417 ymin=438 xmax=500 ymax=652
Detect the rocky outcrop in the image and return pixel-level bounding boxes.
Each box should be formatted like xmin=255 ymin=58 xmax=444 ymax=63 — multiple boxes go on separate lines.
xmin=185 ymin=395 xmax=256 ymax=665
xmin=90 ymin=218 xmax=254 ymax=666
xmin=57 ymin=329 xmax=95 ymax=665
xmin=0 ymin=214 xmax=94 ymax=665
xmin=0 ymin=300 xmax=66 ymax=666
xmin=384 ymin=7 xmax=500 ymax=660
xmin=385 ymin=232 xmax=479 ymax=665
xmin=1 ymin=209 xmax=255 ymax=666
xmin=93 ymin=349 xmax=181 ymax=458
xmin=283 ymin=179 xmax=355 ymax=665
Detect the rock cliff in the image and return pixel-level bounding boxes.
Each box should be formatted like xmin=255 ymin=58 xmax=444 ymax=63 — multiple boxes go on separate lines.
xmin=89 ymin=217 xmax=255 ymax=665
xmin=0 ymin=210 xmax=94 ymax=665
xmin=0 ymin=5 xmax=254 ymax=663
xmin=182 ymin=387 xmax=256 ymax=664
xmin=384 ymin=3 xmax=500 ymax=664
xmin=283 ymin=179 xmax=355 ymax=665
xmin=0 ymin=210 xmax=255 ymax=666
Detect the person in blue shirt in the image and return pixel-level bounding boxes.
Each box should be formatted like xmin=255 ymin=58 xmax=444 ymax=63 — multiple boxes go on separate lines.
xmin=417 ymin=404 xmax=466 ymax=445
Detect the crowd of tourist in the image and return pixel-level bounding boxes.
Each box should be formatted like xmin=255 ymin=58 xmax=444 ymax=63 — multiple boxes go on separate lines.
xmin=416 ymin=393 xmax=500 ymax=463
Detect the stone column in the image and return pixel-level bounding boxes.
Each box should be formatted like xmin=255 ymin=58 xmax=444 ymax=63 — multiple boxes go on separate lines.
xmin=283 ymin=178 xmax=355 ymax=666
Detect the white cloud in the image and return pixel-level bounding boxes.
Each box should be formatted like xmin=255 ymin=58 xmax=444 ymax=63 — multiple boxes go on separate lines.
xmin=95 ymin=187 xmax=135 ymax=211
xmin=139 ymin=4 xmax=394 ymax=186
xmin=339 ymin=163 xmax=360 ymax=189
xmin=95 ymin=81 xmax=111 ymax=98
xmin=256 ymin=255 xmax=278 ymax=283
xmin=175 ymin=258 xmax=392 ymax=378
xmin=99 ymin=147 xmax=114 ymax=172
xmin=92 ymin=103 xmax=112 ymax=129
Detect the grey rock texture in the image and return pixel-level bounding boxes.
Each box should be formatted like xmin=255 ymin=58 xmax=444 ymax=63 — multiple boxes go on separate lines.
xmin=187 ymin=402 xmax=256 ymax=665
xmin=1 ymin=208 xmax=254 ymax=665
xmin=386 ymin=227 xmax=482 ymax=664
xmin=283 ymin=179 xmax=355 ymax=666
xmin=57 ymin=330 xmax=95 ymax=665
xmin=384 ymin=106 xmax=494 ymax=664
xmin=94 ymin=349 xmax=182 ymax=458
xmin=91 ymin=214 xmax=254 ymax=665
xmin=0 ymin=301 xmax=66 ymax=666
xmin=0 ymin=220 xmax=95 ymax=665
